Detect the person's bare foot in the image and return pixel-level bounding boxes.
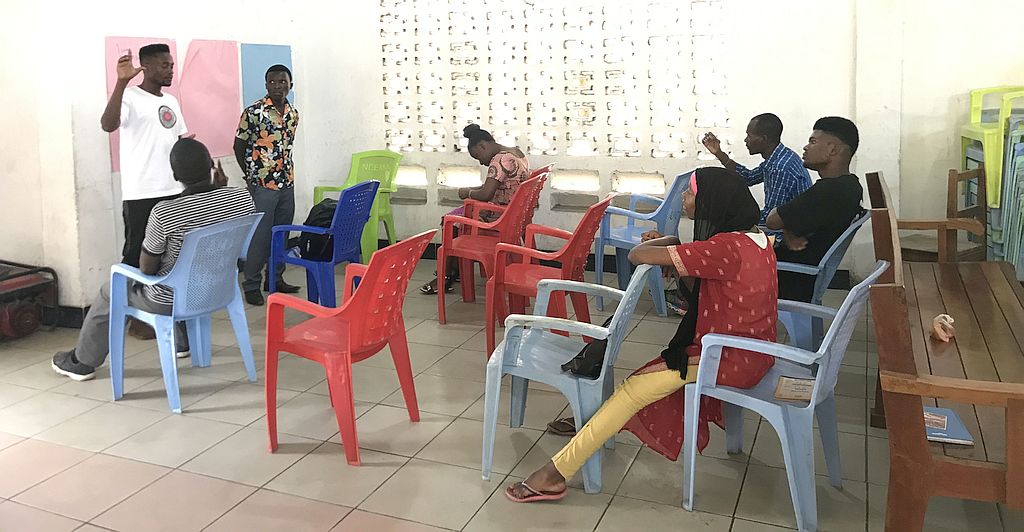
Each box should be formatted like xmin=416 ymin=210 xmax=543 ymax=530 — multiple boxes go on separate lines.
xmin=505 ymin=461 xmax=566 ymax=501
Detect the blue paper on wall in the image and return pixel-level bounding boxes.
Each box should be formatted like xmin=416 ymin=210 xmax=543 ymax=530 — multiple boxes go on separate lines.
xmin=240 ymin=43 xmax=294 ymax=107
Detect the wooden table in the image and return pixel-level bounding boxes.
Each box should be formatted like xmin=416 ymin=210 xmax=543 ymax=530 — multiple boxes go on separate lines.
xmin=876 ymin=261 xmax=1024 ymax=462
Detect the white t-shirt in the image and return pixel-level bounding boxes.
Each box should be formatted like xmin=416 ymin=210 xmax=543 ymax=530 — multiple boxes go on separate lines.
xmin=119 ymin=86 xmax=188 ymax=201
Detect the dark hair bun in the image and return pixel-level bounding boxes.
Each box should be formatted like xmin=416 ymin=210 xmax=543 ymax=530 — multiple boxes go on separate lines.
xmin=463 ymin=124 xmax=482 ymax=139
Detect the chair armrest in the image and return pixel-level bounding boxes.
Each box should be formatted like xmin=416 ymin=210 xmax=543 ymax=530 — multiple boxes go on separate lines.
xmin=778 ymin=300 xmax=839 ymax=321
xmin=604 ymin=206 xmax=657 ymax=222
xmin=110 ymin=264 xmax=166 ymax=287
xmin=266 ymin=293 xmax=339 ymax=319
xmin=341 ymin=263 xmax=368 ymax=303
xmin=312 ymin=186 xmax=345 ymax=204
xmin=628 ymin=193 xmax=664 ymax=211
xmin=525 ymin=224 xmax=573 ymax=248
xmin=700 ymin=333 xmax=821 ymax=366
xmin=897 ymin=218 xmax=985 ymax=236
xmin=495 ymin=243 xmax=558 ymax=265
xmin=776 ymin=261 xmax=821 ymax=276
xmin=442 ymin=214 xmax=497 ymax=232
xmin=272 ymin=224 xmax=328 ymax=235
xmin=463 ymin=198 xmax=507 ymax=214
xmin=504 ymin=314 xmax=610 ymax=340
xmin=535 ymin=279 xmax=626 ymax=308
xmin=880 ymin=371 xmax=1024 ymax=408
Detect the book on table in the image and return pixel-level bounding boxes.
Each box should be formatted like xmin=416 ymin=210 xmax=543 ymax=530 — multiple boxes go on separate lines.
xmin=923 ymin=406 xmax=974 ymax=446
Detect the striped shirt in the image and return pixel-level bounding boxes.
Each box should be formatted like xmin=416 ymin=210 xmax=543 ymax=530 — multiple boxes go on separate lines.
xmin=142 ymin=187 xmax=256 ymax=305
xmin=733 ymin=143 xmax=812 ymax=224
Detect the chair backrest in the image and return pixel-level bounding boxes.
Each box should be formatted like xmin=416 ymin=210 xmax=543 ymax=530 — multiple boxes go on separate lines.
xmin=809 ymin=209 xmax=871 ymax=303
xmin=528 ymin=164 xmax=553 ymax=179
xmin=165 ymin=213 xmax=263 ymax=318
xmin=340 ymin=230 xmax=436 ymax=350
xmin=601 ymin=264 xmax=654 ymax=373
xmin=491 ymin=175 xmax=546 ymax=244
xmin=329 ymin=180 xmax=380 ymax=262
xmin=810 ymin=260 xmax=889 ymax=406
xmin=867 ymin=172 xmax=904 ymax=284
xmin=653 ymin=171 xmax=691 ymax=237
xmin=344 ymin=150 xmax=402 ymax=192
xmin=946 ymin=166 xmax=988 ymax=260
xmin=524 ymin=174 xmax=549 ymax=227
xmin=559 ymin=196 xmax=613 ymax=281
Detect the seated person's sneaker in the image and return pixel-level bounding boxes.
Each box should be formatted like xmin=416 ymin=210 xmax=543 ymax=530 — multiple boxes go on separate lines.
xmin=264 ymin=280 xmax=301 ymax=294
xmin=245 ymin=290 xmax=265 ymax=306
xmin=51 ymin=350 xmax=96 ymax=381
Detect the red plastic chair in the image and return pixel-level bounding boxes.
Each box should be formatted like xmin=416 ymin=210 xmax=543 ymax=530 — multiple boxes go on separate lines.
xmin=265 ymin=230 xmax=436 ymax=465
xmin=461 ymin=165 xmax=552 ymax=234
xmin=437 ymin=175 xmax=546 ymax=324
xmin=484 ymin=196 xmax=614 ymax=355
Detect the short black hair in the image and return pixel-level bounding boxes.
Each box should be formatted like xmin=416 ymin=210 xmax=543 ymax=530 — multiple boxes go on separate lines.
xmin=750 ymin=113 xmax=783 ymax=143
xmin=169 ymin=138 xmax=213 ymax=185
xmin=463 ymin=123 xmax=494 ymax=146
xmin=813 ymin=116 xmax=859 ymax=156
xmin=139 ymin=43 xmax=170 ymax=61
xmin=265 ymin=64 xmax=292 ymax=82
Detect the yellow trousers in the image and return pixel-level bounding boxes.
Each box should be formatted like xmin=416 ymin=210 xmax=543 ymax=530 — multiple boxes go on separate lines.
xmin=552 ymin=366 xmax=699 ymax=479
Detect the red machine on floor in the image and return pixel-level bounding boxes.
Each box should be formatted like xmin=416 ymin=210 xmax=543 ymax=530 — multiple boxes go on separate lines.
xmin=0 ymin=260 xmax=58 ymax=340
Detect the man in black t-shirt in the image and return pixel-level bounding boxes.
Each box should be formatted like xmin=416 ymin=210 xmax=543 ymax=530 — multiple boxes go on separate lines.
xmin=766 ymin=116 xmax=864 ymax=303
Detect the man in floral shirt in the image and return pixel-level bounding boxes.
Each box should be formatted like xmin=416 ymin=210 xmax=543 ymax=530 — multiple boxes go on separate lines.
xmin=234 ymin=64 xmax=300 ymax=305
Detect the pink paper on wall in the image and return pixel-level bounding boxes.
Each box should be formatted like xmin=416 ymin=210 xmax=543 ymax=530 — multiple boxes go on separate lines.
xmin=104 ymin=37 xmax=178 ymax=172
xmin=178 ymin=40 xmax=241 ymax=158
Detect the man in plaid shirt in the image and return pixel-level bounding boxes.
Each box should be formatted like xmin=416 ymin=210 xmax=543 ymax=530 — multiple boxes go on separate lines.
xmin=702 ymin=113 xmax=812 ymax=225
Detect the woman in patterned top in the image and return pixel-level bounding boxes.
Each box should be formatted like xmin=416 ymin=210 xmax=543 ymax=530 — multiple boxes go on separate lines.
xmin=505 ymin=167 xmax=778 ymax=503
xmin=419 ymin=124 xmax=529 ymax=294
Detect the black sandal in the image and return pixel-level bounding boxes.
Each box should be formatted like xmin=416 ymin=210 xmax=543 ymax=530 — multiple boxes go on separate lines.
xmin=546 ymin=417 xmax=577 ymax=436
xmin=419 ymin=276 xmax=455 ymax=295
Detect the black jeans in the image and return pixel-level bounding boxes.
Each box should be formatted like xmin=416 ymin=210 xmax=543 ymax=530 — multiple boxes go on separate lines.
xmin=122 ymin=195 xmax=178 ymax=267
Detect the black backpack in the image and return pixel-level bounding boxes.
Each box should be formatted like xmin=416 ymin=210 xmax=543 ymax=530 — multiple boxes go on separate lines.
xmin=296 ymin=198 xmax=337 ymax=260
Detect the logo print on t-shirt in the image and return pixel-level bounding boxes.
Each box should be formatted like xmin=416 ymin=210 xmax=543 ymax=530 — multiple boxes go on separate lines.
xmin=158 ymin=105 xmax=177 ymax=129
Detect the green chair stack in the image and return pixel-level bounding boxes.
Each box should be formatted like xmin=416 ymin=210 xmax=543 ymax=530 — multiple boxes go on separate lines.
xmin=313 ymin=150 xmax=402 ymax=263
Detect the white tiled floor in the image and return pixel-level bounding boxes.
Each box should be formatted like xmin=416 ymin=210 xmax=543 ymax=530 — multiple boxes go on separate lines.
xmin=0 ymin=260 xmax=1019 ymax=531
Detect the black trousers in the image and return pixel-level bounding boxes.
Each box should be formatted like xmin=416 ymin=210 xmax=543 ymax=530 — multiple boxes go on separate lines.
xmin=121 ymin=195 xmax=178 ymax=267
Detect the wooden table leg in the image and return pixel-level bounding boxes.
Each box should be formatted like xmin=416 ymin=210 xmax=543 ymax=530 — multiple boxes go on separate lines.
xmin=871 ymin=368 xmax=887 ymax=429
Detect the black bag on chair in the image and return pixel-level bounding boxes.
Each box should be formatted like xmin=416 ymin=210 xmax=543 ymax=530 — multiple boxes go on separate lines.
xmin=560 ymin=316 xmax=615 ymax=380
xmin=297 ymin=198 xmax=338 ymax=261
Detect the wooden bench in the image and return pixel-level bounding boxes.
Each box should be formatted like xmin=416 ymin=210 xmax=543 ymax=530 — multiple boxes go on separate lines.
xmin=866 ymin=172 xmax=1024 ymax=531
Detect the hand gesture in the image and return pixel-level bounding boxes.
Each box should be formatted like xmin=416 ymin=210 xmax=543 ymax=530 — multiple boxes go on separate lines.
xmin=783 ymin=230 xmax=808 ymax=251
xmin=457 ymin=187 xmax=469 ymax=200
xmin=701 ymin=132 xmax=721 ymax=155
xmin=641 ymin=230 xmax=663 ymax=242
xmin=213 ymin=161 xmax=228 ymax=187
xmin=116 ymin=53 xmax=144 ymax=83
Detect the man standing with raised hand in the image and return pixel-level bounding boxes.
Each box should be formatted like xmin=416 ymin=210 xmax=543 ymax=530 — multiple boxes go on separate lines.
xmin=101 ymin=43 xmax=197 ymax=339
xmin=234 ymin=64 xmax=301 ymax=306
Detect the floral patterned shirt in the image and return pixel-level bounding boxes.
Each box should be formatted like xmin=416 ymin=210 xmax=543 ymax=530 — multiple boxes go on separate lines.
xmin=488 ymin=151 xmax=530 ymax=206
xmin=235 ymin=97 xmax=299 ymax=190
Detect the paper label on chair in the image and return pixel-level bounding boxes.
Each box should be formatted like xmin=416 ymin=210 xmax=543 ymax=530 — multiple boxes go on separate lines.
xmin=774 ymin=377 xmax=814 ymax=402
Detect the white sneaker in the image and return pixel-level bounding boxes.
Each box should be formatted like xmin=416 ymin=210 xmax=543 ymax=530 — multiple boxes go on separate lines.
xmin=176 ymin=350 xmax=191 ymax=359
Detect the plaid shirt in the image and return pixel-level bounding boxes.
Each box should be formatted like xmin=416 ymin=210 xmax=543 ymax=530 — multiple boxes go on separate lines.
xmin=734 ymin=143 xmax=812 ymax=224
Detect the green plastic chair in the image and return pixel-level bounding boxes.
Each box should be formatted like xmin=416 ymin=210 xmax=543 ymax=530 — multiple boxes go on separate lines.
xmin=313 ymin=150 xmax=402 ymax=263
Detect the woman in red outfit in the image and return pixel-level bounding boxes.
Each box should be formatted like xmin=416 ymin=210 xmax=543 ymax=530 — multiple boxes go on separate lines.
xmin=506 ymin=167 xmax=778 ymax=503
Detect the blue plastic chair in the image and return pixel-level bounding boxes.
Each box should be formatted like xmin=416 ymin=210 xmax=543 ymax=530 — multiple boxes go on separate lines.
xmin=777 ymin=209 xmax=870 ymax=351
xmin=109 ymin=213 xmax=264 ymax=413
xmin=595 ymin=172 xmax=689 ymax=316
xmin=682 ymin=260 xmax=889 ymax=532
xmin=269 ymin=180 xmax=379 ymax=308
xmin=482 ymin=265 xmax=654 ymax=493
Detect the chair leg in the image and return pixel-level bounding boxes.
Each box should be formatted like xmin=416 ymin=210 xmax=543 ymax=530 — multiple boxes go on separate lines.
xmin=325 ymin=352 xmax=360 ymax=465
xmin=360 ymin=214 xmax=379 ymax=265
xmin=185 ymin=317 xmax=212 ymax=368
xmin=615 ymin=248 xmax=631 ymax=290
xmin=569 ymin=291 xmax=591 ymax=324
xmin=460 ymin=259 xmax=476 ymax=302
xmin=776 ymin=409 xmax=818 ymax=532
xmin=265 ymin=345 xmax=280 ymax=452
xmin=109 ymin=308 xmax=128 ymax=401
xmin=481 ymin=359 xmax=503 ymax=481
xmin=576 ymin=392 xmax=605 ymax=494
xmin=724 ymin=402 xmax=745 ymax=455
xmin=547 ymin=291 xmax=570 ymax=338
xmin=509 ymin=375 xmax=529 ymax=428
xmin=154 ymin=318 xmax=183 ymax=413
xmin=815 ymin=394 xmax=843 ymax=488
xmin=602 ymin=375 xmax=616 ymax=451
xmin=382 ymin=213 xmax=397 ymax=245
xmin=594 ymin=237 xmax=606 ymax=311
xmin=227 ymin=299 xmax=258 ymax=382
xmin=388 ymin=331 xmax=420 ymax=422
xmin=886 ymin=457 xmax=930 ymax=532
xmin=649 ymin=268 xmax=668 ymax=317
xmin=317 ymin=265 xmax=337 ymax=308
xmin=437 ymin=247 xmax=448 ymax=324
xmin=485 ymin=279 xmax=498 ymax=357
xmin=682 ymin=384 xmax=699 ymax=510
xmin=305 ymin=268 xmax=319 ymax=305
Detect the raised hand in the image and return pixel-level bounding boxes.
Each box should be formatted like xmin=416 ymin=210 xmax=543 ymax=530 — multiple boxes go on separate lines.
xmin=116 ymin=53 xmax=144 ymax=83
xmin=701 ymin=132 xmax=721 ymax=155
xmin=213 ymin=160 xmax=229 ymax=187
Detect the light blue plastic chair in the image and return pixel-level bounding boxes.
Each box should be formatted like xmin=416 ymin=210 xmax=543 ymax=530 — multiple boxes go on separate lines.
xmin=682 ymin=260 xmax=889 ymax=532
xmin=595 ymin=172 xmax=689 ymax=316
xmin=777 ymin=209 xmax=870 ymax=350
xmin=108 ymin=213 xmax=263 ymax=413
xmin=269 ymin=180 xmax=379 ymax=308
xmin=481 ymin=265 xmax=653 ymax=493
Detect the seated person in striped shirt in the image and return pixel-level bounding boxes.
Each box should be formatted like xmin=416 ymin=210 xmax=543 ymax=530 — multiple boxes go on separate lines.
xmin=51 ymin=139 xmax=256 ymax=382
xmin=701 ymin=113 xmax=812 ymax=225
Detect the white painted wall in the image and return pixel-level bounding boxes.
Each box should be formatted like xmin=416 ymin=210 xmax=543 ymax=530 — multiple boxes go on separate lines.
xmin=1 ymin=0 xmax=1020 ymax=307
